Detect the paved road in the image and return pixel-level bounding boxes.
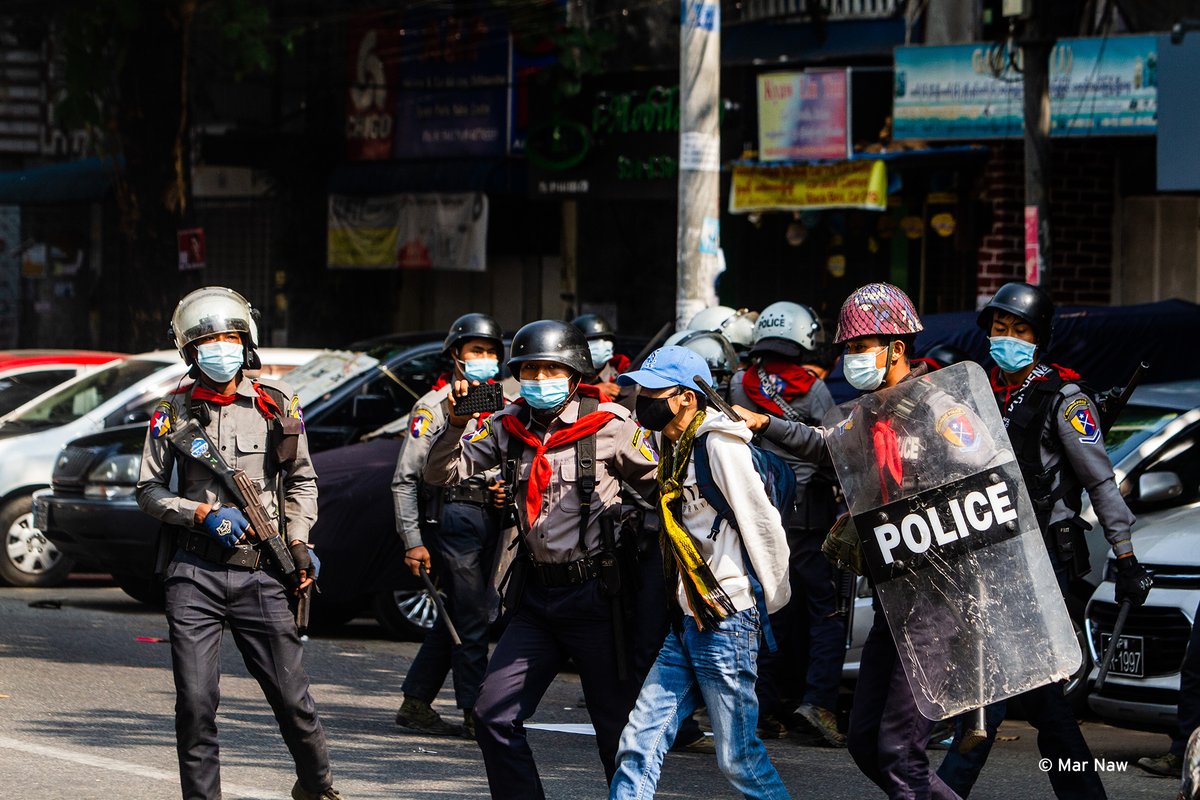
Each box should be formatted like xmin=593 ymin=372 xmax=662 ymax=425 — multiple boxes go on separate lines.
xmin=0 ymin=579 xmax=1184 ymax=799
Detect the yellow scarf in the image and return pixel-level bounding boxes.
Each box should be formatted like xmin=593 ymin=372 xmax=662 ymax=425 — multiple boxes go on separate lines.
xmin=658 ymin=410 xmax=736 ymax=629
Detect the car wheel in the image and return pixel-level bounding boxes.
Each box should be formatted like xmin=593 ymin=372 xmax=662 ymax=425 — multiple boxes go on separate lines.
xmin=372 ymin=587 xmax=438 ymax=641
xmin=0 ymin=495 xmax=74 ymax=587
xmin=112 ymin=572 xmax=166 ymax=608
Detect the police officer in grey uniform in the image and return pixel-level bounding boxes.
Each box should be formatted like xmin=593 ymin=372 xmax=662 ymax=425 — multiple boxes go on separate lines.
xmin=136 ymin=287 xmax=344 ymax=800
xmin=937 ymin=282 xmax=1152 ymax=800
xmin=392 ymin=313 xmax=506 ymax=738
xmin=731 ymin=301 xmax=844 ymax=746
xmin=423 ymin=319 xmax=660 ymax=800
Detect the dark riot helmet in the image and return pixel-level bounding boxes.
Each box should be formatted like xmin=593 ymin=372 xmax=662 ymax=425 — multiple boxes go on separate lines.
xmin=570 ymin=313 xmax=614 ymax=340
xmin=508 ymin=319 xmax=592 ymax=376
xmin=922 ymin=341 xmax=972 ymax=368
xmin=976 ymin=282 xmax=1055 ymax=346
xmin=443 ymin=313 xmax=504 ymax=358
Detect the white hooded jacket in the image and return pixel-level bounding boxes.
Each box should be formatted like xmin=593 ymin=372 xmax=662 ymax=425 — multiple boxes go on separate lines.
xmin=672 ymin=410 xmax=791 ymax=616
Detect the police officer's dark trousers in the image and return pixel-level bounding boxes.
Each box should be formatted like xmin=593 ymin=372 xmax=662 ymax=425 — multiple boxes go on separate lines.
xmin=473 ymin=577 xmax=640 ymax=800
xmin=937 ymin=563 xmax=1106 ymax=799
xmin=164 ymin=549 xmax=331 ymax=800
xmin=1171 ymin=598 xmax=1200 ymax=759
xmin=403 ymin=501 xmax=499 ymax=710
xmin=848 ymin=605 xmax=961 ymax=800
xmin=756 ymin=527 xmax=845 ymax=718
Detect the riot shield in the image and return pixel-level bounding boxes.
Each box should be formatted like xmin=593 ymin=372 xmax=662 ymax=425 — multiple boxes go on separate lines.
xmin=821 ymin=361 xmax=1080 ymax=720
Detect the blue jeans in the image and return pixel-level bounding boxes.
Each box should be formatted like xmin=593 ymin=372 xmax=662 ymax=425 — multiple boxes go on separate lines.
xmin=610 ymin=608 xmax=791 ymax=800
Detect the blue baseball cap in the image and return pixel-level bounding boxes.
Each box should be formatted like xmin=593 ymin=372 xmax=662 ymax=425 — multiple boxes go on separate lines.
xmin=618 ymin=345 xmax=714 ymax=392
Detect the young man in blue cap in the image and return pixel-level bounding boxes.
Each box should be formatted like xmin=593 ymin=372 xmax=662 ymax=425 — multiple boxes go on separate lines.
xmin=609 ymin=345 xmax=793 ymax=800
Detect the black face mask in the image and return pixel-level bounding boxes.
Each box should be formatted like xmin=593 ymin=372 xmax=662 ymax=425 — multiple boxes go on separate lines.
xmin=636 ymin=390 xmax=681 ymax=432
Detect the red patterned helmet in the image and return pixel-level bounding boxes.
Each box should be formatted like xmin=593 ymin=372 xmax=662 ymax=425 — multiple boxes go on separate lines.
xmin=834 ymin=283 xmax=924 ymax=344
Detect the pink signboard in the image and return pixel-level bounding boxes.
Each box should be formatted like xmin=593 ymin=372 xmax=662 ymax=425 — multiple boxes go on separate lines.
xmin=757 ymin=70 xmax=849 ymax=162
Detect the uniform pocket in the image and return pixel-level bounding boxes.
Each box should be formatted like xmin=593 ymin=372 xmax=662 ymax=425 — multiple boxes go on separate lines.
xmin=234 ymin=433 xmax=268 ymax=481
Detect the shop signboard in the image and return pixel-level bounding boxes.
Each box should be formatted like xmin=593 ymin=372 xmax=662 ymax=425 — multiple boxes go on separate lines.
xmin=893 ymin=35 xmax=1157 ymax=140
xmin=757 ymin=70 xmax=849 ymax=161
xmin=728 ymin=160 xmax=887 ymax=213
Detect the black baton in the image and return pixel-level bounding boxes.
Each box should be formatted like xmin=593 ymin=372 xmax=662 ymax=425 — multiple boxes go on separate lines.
xmin=419 ymin=563 xmax=462 ymax=646
xmin=694 ymin=375 xmax=742 ymax=421
xmin=1095 ymin=599 xmax=1132 ymax=691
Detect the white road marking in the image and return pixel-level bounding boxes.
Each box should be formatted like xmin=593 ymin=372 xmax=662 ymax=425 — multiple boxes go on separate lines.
xmin=0 ymin=735 xmax=286 ymax=799
xmin=525 ymin=723 xmax=597 ymax=736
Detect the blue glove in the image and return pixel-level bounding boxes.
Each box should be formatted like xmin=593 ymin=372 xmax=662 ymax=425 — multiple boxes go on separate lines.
xmin=203 ymin=504 xmax=250 ymax=548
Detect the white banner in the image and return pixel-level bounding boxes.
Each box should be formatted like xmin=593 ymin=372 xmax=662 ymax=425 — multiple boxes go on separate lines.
xmin=327 ymin=193 xmax=488 ymax=271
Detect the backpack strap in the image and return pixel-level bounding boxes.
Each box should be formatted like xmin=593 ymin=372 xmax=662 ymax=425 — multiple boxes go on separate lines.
xmin=692 ymin=433 xmax=777 ymax=652
xmin=575 ymin=395 xmax=599 ymax=558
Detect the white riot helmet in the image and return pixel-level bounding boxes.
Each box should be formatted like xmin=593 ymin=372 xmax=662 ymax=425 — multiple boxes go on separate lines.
xmin=687 ymin=306 xmax=759 ymax=349
xmin=752 ymin=301 xmax=824 ymax=358
xmin=664 ymin=329 xmax=740 ymax=381
xmin=169 ymin=286 xmax=258 ymax=367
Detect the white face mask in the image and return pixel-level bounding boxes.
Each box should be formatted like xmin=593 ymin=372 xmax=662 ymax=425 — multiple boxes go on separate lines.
xmin=843 ymin=346 xmax=888 ymax=391
xmin=588 ymin=339 xmax=614 ymax=371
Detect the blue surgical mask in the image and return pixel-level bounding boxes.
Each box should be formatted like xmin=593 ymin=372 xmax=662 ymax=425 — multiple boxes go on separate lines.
xmin=520 ymin=377 xmax=572 ymax=410
xmin=844 ymin=349 xmax=886 ymax=391
xmin=196 ymin=341 xmax=244 ymax=383
xmin=588 ymin=339 xmax=614 ymax=371
xmin=461 ymin=357 xmax=499 ymax=383
xmin=989 ymin=336 xmax=1037 ymax=373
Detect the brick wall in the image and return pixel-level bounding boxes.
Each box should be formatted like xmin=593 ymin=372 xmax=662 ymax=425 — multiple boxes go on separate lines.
xmin=975 ymin=140 xmax=1117 ymax=305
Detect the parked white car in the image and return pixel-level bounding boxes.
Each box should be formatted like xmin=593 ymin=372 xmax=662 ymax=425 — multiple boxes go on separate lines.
xmin=0 ymin=348 xmax=317 ymax=587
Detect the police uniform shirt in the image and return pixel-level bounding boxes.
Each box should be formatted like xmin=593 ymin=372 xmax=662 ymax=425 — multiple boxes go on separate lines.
xmin=422 ymin=396 xmax=660 ymax=564
xmin=136 ymin=376 xmax=318 ymax=542
xmin=391 ymin=383 xmax=500 ymax=551
xmin=1002 ymin=366 xmax=1135 ymax=556
xmin=730 ymin=368 xmax=837 ymax=527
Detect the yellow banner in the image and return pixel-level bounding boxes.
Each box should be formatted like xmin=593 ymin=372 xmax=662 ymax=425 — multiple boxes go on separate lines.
xmin=729 ymin=160 xmax=887 ymax=213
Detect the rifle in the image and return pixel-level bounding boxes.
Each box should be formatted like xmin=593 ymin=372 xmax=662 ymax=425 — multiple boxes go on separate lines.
xmin=1094 ymin=599 xmax=1132 ymax=692
xmin=693 ymin=375 xmax=743 ymax=422
xmin=419 ymin=563 xmax=462 ymax=646
xmin=599 ymin=509 xmax=629 ymax=681
xmin=167 ymin=418 xmax=311 ymax=631
xmin=497 ymin=453 xmax=532 ymax=612
xmin=1096 ymin=361 xmax=1148 ymax=433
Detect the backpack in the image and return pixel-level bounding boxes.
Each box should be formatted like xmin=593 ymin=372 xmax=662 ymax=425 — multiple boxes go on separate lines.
xmin=692 ymin=432 xmax=796 ymax=652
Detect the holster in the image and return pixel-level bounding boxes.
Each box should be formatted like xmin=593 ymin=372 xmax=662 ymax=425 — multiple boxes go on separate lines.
xmin=418 ymin=484 xmax=445 ymax=531
xmin=1047 ymin=517 xmax=1092 ymax=580
xmin=499 ymin=551 xmax=529 ymax=615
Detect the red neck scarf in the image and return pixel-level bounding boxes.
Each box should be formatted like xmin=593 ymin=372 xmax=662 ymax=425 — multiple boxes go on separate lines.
xmin=741 ymin=359 xmax=817 ymax=416
xmin=499 ymin=400 xmax=616 ymax=523
xmin=192 ymin=383 xmax=281 ymax=421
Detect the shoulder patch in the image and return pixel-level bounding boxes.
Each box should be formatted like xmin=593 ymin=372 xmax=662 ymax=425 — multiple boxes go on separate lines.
xmin=936 ymin=406 xmax=979 ymax=451
xmin=150 ymin=400 xmax=175 ymax=439
xmin=1064 ymin=397 xmax=1100 ymax=444
xmin=287 ymin=395 xmax=305 ymax=432
xmin=410 ymin=408 xmax=435 ymax=439
xmin=631 ymin=427 xmax=660 ymax=464
xmin=465 ymin=417 xmax=492 ymax=443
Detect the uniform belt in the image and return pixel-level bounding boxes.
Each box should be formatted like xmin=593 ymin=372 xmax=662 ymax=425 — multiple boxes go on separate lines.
xmin=175 ymin=529 xmax=263 ymax=570
xmin=530 ymin=556 xmax=598 ymax=588
xmin=443 ymin=483 xmax=491 ymax=506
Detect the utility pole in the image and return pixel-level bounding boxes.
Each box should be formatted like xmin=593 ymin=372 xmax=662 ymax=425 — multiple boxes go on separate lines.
xmin=676 ymin=0 xmax=722 ymax=329
xmin=1018 ymin=0 xmax=1053 ymax=289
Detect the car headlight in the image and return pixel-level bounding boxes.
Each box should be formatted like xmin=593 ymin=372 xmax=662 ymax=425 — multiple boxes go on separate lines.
xmin=83 ymin=454 xmax=140 ymax=499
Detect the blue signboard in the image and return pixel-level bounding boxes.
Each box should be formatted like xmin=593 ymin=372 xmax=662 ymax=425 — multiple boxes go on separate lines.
xmin=393 ymin=13 xmax=512 ymax=159
xmin=893 ymin=35 xmax=1157 ymax=140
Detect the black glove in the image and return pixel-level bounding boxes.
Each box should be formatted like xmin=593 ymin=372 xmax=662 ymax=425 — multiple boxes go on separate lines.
xmin=1114 ymin=555 xmax=1152 ymax=607
xmin=289 ymin=541 xmax=313 ymax=579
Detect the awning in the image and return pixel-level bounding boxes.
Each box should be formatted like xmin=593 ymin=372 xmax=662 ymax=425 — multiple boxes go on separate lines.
xmin=0 ymin=157 xmax=116 ymax=205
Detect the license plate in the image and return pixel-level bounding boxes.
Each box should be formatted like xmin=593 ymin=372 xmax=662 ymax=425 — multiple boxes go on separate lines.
xmin=32 ymin=497 xmax=49 ymax=531
xmin=1100 ymin=633 xmax=1145 ymax=678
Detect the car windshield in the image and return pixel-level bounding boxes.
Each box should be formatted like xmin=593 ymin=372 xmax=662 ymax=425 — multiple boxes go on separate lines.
xmin=287 ymin=351 xmax=381 ymax=408
xmin=1 ymin=359 xmax=165 ymax=430
xmin=1106 ymin=404 xmax=1184 ymax=464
